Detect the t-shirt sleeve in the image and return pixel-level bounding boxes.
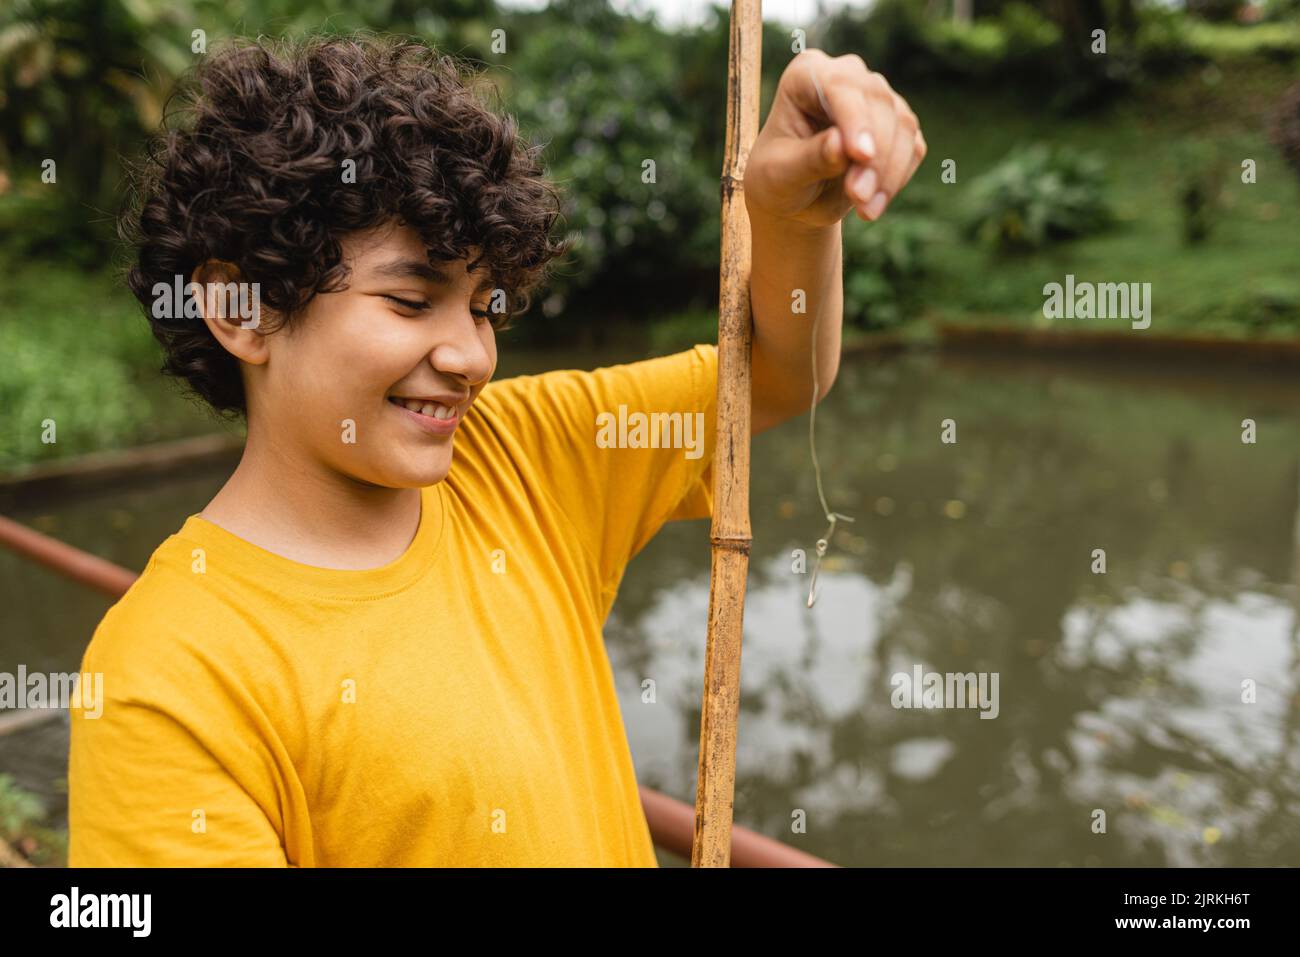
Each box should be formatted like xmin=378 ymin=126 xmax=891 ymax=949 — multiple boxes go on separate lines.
xmin=67 ymin=599 xmax=293 ymax=867
xmin=472 ymin=343 xmax=718 ymax=598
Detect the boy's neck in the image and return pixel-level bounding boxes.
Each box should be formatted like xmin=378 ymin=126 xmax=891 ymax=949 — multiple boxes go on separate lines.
xmin=198 ymin=430 xmax=425 ymax=571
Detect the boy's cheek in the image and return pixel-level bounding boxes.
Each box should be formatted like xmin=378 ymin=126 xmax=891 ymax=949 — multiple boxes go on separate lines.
xmin=328 ymin=393 xmax=386 ymax=450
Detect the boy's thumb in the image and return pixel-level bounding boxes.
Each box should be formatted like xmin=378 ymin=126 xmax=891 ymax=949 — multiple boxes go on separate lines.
xmin=758 ymin=126 xmax=847 ymax=192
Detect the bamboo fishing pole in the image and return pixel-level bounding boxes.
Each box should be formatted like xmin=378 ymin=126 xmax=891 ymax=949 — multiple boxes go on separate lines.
xmin=692 ymin=0 xmax=761 ymax=868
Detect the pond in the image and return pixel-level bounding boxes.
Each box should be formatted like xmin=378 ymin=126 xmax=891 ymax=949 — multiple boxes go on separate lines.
xmin=2 ymin=345 xmax=1298 ymax=866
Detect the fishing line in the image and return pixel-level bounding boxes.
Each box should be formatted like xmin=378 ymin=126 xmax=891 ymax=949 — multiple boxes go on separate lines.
xmin=804 ymin=62 xmax=855 ymax=609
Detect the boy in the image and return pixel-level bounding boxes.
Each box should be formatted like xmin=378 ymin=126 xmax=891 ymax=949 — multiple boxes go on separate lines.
xmin=68 ymin=34 xmax=924 ymax=866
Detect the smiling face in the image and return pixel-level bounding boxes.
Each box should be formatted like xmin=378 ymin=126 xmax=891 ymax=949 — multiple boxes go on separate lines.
xmin=241 ymin=220 xmax=498 ymax=490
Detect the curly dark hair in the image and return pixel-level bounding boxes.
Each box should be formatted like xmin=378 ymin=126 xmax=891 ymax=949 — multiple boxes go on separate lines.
xmin=118 ymin=32 xmax=568 ymax=419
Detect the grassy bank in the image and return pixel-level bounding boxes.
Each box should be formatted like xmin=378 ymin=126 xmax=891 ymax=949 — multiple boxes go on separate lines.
xmin=650 ymin=60 xmax=1300 ymax=351
xmin=0 ymin=264 xmax=230 ymax=471
xmin=892 ymin=59 xmax=1300 ymax=338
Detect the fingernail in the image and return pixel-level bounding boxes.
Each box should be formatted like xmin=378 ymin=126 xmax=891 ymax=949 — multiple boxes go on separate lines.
xmin=857 ymin=131 xmax=876 ymax=159
xmin=865 ymin=190 xmax=888 ymax=220
xmin=858 ymin=168 xmax=878 ymax=201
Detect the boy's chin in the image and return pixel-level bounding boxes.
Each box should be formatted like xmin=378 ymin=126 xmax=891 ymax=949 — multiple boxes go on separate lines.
xmin=334 ymin=444 xmax=454 ymax=490
xmin=380 ymin=454 xmax=453 ymax=489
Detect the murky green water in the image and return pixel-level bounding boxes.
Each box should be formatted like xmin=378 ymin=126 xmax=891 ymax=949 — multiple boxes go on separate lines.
xmin=3 ymin=347 xmax=1298 ymax=866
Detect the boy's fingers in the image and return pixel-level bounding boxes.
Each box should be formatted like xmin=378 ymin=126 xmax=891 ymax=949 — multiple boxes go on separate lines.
xmin=783 ymin=50 xmax=839 ymax=126
xmin=894 ymin=95 xmax=925 ymax=186
xmin=863 ymin=96 xmax=925 ymax=221
xmin=904 ymin=130 xmax=928 ymax=186
xmin=776 ymin=52 xmax=922 ymax=218
xmin=757 ymin=125 xmax=849 ymax=192
xmin=809 ymin=125 xmax=849 ymax=181
xmin=873 ymin=130 xmax=915 ymax=217
xmin=824 ymin=68 xmax=898 ymax=170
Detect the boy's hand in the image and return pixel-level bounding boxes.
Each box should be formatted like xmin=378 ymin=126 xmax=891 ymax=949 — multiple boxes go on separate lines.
xmin=744 ymin=49 xmax=926 ymax=229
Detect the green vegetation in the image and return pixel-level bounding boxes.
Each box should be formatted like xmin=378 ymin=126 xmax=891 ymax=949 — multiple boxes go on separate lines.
xmin=962 ymin=144 xmax=1112 ymax=251
xmin=892 ymin=64 xmax=1300 ymax=339
xmin=0 ymin=772 xmax=66 ymax=866
xmin=0 ymin=264 xmax=223 ymax=469
xmin=1 ymin=0 xmax=1299 ymax=469
xmin=842 ymin=213 xmax=941 ymax=330
xmin=502 ymin=3 xmax=722 ymax=329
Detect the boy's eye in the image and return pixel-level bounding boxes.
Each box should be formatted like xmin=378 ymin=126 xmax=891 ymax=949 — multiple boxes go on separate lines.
xmin=384 ymin=295 xmax=495 ymax=325
xmin=384 ymin=295 xmax=430 ymax=311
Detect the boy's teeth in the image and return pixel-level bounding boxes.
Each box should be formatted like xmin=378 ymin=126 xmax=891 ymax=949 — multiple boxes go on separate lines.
xmin=397 ymin=398 xmax=455 ymax=419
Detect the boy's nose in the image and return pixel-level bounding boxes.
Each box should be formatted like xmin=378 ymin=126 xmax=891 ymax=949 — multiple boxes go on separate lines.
xmin=428 ymin=314 xmax=493 ymax=384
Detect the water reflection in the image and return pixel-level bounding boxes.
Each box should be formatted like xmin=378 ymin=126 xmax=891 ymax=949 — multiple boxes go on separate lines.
xmin=611 ymin=350 xmax=1300 ymax=866
xmin=2 ymin=348 xmax=1298 ymax=865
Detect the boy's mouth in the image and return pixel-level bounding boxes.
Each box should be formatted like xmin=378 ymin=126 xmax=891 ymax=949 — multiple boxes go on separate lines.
xmin=386 ymin=396 xmax=460 ymax=420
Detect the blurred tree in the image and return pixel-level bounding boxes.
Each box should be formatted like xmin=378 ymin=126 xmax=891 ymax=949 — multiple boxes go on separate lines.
xmin=497 ymin=0 xmax=720 ymax=341
xmin=1271 ymin=80 xmax=1300 ymax=185
xmin=1185 ymin=0 xmax=1248 ymax=21
xmin=0 ymin=0 xmax=499 ymax=261
xmin=0 ymin=0 xmax=200 ymax=261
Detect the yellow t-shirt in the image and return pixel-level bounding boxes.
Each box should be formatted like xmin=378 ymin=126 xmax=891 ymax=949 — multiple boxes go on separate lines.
xmin=68 ymin=343 xmax=718 ymax=867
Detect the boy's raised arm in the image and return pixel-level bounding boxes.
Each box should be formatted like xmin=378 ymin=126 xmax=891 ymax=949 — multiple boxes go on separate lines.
xmin=743 ymin=49 xmax=927 ymax=434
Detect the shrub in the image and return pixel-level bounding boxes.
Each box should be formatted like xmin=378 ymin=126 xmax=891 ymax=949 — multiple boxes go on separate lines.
xmin=824 ymin=0 xmax=933 ymax=83
xmin=0 ymin=772 xmax=66 ymax=866
xmin=963 ymin=144 xmax=1111 ymax=251
xmin=841 ymin=214 xmax=940 ymax=330
xmin=1185 ymin=0 xmax=1247 ymax=22
xmin=504 ymin=6 xmax=719 ymax=328
xmin=1133 ymin=6 xmax=1203 ymax=75
xmin=0 ymin=266 xmax=157 ymax=469
xmin=1172 ymin=141 xmax=1229 ymax=244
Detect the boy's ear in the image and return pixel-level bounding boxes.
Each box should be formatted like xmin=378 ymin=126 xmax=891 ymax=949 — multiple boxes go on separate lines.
xmin=190 ymin=259 xmax=275 ymax=366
